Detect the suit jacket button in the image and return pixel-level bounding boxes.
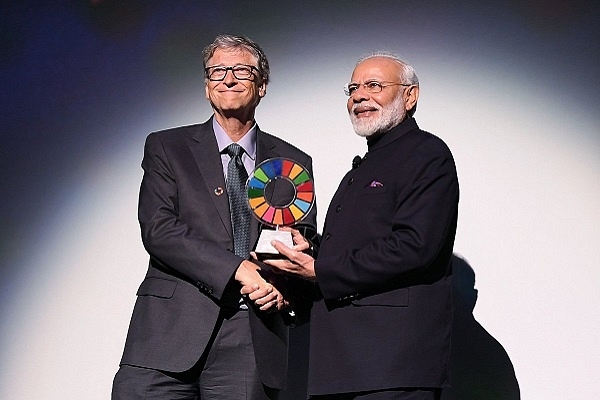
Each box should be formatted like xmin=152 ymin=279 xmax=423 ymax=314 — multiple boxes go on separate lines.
xmin=336 ymin=205 xmax=342 ymax=212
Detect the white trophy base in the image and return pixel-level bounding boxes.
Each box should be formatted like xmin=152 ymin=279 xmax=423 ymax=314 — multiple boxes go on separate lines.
xmin=254 ymin=228 xmax=293 ymax=259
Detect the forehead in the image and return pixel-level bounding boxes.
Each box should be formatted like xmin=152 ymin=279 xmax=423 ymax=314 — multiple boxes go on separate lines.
xmin=208 ymin=48 xmax=258 ymax=66
xmin=351 ymin=57 xmax=400 ymax=81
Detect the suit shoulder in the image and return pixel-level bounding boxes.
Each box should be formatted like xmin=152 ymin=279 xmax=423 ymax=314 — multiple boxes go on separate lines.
xmin=144 ymin=122 xmax=210 ymax=151
xmin=147 ymin=123 xmax=204 ymax=141
xmin=260 ymin=130 xmax=312 ymax=159
xmin=405 ymin=128 xmax=454 ymax=159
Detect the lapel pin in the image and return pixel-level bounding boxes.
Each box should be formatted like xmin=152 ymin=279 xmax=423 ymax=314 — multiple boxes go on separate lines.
xmin=214 ymin=187 xmax=224 ymax=196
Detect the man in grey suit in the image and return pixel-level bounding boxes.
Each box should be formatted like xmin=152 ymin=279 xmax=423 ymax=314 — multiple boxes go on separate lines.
xmin=112 ymin=34 xmax=317 ymax=400
xmin=266 ymin=52 xmax=459 ymax=399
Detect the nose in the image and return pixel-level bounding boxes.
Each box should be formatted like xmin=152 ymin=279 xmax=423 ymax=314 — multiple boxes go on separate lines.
xmin=351 ymin=86 xmax=369 ymax=102
xmin=222 ymin=69 xmax=237 ymax=85
xmin=347 ymin=91 xmax=368 ymax=111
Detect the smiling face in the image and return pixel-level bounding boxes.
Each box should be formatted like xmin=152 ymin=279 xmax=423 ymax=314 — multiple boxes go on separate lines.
xmin=205 ymin=48 xmax=266 ymax=122
xmin=347 ymin=57 xmax=418 ymax=137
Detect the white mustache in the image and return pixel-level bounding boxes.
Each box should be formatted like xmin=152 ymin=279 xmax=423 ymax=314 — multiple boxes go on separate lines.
xmin=351 ymin=102 xmax=380 ymax=113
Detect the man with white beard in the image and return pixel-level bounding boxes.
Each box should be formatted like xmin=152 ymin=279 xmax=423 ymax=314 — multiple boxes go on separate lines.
xmin=265 ymin=53 xmax=460 ymax=400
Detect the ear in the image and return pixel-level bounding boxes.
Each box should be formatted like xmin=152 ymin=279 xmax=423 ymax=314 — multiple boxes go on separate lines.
xmin=258 ymin=82 xmax=267 ymax=98
xmin=204 ymin=81 xmax=210 ymax=100
xmin=405 ymin=85 xmax=419 ymax=112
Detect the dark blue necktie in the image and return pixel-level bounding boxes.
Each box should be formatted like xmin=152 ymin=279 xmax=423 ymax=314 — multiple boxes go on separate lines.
xmin=225 ymin=143 xmax=251 ymax=258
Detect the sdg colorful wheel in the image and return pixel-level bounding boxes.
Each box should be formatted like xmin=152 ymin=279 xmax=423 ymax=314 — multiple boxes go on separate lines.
xmin=247 ymin=158 xmax=315 ymax=227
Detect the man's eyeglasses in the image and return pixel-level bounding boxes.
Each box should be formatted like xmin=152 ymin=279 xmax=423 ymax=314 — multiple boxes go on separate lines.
xmin=344 ymin=81 xmax=410 ymax=96
xmin=205 ymin=65 xmax=259 ymax=81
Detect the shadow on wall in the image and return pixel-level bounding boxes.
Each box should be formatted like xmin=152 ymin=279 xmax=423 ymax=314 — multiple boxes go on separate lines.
xmin=281 ymin=254 xmax=521 ymax=400
xmin=441 ymin=254 xmax=521 ymax=400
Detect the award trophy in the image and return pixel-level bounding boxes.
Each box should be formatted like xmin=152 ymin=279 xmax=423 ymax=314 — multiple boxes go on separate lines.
xmin=247 ymin=158 xmax=315 ymax=259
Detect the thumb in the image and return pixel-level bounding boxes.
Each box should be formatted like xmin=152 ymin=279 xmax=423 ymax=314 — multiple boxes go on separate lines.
xmin=271 ymin=240 xmax=292 ymax=256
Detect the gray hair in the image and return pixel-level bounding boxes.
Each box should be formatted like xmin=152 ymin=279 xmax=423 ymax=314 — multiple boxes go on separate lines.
xmin=357 ymin=51 xmax=419 ymax=86
xmin=202 ymin=34 xmax=270 ymax=85
xmin=357 ymin=51 xmax=419 ymax=116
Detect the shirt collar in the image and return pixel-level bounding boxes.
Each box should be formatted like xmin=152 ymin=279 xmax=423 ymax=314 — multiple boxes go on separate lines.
xmin=367 ymin=117 xmax=418 ymax=152
xmin=213 ymin=117 xmax=257 ymax=160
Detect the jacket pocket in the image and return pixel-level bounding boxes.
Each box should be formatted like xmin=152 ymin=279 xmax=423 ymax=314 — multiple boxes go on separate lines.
xmin=136 ymin=277 xmax=177 ymax=299
xmin=351 ymin=287 xmax=408 ymax=307
xmin=357 ymin=186 xmax=388 ymax=196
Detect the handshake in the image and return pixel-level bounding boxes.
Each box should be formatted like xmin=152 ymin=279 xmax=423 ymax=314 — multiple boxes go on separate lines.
xmin=235 ymin=227 xmax=317 ymax=312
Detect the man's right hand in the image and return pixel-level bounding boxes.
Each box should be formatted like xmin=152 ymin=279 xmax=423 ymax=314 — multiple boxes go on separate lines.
xmin=235 ymin=260 xmax=288 ymax=312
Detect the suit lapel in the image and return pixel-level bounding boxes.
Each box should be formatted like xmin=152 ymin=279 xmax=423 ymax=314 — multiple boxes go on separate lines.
xmin=187 ymin=123 xmax=280 ymax=251
xmin=251 ymin=129 xmax=280 ymax=246
xmin=256 ymin=129 xmax=279 ymax=163
xmin=189 ymin=122 xmax=233 ymax=240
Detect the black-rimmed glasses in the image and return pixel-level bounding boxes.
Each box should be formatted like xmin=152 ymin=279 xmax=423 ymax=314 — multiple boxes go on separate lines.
xmin=344 ymin=81 xmax=410 ymax=96
xmin=205 ymin=65 xmax=258 ymax=81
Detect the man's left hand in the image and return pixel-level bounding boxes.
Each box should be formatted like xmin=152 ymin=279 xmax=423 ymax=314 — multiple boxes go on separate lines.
xmin=263 ymin=240 xmax=317 ymax=281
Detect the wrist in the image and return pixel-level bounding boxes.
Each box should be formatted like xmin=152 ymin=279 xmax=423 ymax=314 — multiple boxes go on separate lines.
xmin=235 ymin=260 xmax=260 ymax=283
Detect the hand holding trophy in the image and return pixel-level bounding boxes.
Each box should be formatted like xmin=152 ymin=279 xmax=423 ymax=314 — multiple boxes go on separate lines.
xmin=247 ymin=158 xmax=315 ymax=259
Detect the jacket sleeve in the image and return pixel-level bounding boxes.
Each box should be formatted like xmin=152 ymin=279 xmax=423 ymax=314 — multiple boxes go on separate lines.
xmin=315 ymin=138 xmax=459 ymax=302
xmin=138 ymin=132 xmax=242 ymax=304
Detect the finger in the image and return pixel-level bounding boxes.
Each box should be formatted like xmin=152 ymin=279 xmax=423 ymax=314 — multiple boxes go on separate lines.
xmin=290 ymin=229 xmax=307 ymax=243
xmin=248 ymin=288 xmax=273 ymax=301
xmin=263 ymin=259 xmax=297 ymax=275
xmin=292 ymin=240 xmax=309 ymax=252
xmin=259 ymin=298 xmax=280 ymax=311
xmin=247 ymin=284 xmax=273 ymax=300
xmin=270 ymin=240 xmax=296 ymax=258
xmin=253 ymin=290 xmax=277 ymax=304
xmin=240 ymin=283 xmax=260 ymax=295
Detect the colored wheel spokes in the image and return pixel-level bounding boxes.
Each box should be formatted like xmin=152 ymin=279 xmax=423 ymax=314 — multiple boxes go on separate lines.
xmin=247 ymin=158 xmax=315 ymax=227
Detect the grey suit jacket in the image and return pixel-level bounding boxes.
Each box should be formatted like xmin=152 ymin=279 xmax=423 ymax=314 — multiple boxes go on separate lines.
xmin=119 ymin=118 xmax=317 ymax=389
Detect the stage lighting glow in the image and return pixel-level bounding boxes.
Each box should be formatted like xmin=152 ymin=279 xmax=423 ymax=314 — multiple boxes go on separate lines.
xmin=1 ymin=3 xmax=599 ymax=399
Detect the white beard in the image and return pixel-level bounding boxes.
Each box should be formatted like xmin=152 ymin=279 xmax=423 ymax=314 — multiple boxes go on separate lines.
xmin=350 ymin=93 xmax=406 ymax=138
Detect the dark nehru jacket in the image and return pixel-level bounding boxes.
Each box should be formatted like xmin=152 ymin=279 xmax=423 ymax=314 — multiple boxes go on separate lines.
xmin=309 ymin=117 xmax=459 ymax=395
